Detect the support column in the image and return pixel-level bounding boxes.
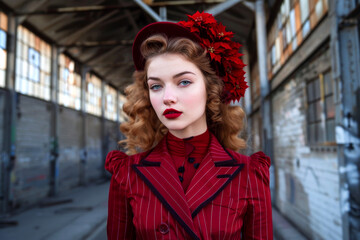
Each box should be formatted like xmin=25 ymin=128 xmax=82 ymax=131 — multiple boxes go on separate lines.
xmin=101 ymin=80 xmax=107 ymax=178
xmin=79 ymin=66 xmax=88 ymax=185
xmin=330 ymin=0 xmax=360 ymax=239
xmin=116 ymin=90 xmax=121 ymax=144
xmin=255 ymin=0 xmax=273 ymax=155
xmin=255 ymin=0 xmax=275 ymax=201
xmin=49 ymin=46 xmax=60 ymax=197
xmin=243 ymin=46 xmax=252 ymax=116
xmin=242 ymin=46 xmax=252 ymax=156
xmin=2 ymin=14 xmax=18 ymax=212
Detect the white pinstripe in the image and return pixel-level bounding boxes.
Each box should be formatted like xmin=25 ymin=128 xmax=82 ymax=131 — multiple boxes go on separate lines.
xmin=222 ymin=179 xmax=232 ymax=240
xmin=259 ymin=165 xmax=269 ymax=240
xmin=247 ymin=173 xmax=255 ymax=238
xmin=254 ymin=166 xmax=262 ymax=240
xmin=143 ymin=166 xmax=193 ymax=222
xmin=188 ymin=168 xmax=232 ymax=207
xmin=153 ymin=192 xmax=157 ymax=240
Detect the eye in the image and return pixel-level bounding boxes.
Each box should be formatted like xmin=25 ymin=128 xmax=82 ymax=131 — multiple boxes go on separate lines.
xmin=149 ymin=84 xmax=162 ymax=91
xmin=179 ymin=80 xmax=192 ymax=86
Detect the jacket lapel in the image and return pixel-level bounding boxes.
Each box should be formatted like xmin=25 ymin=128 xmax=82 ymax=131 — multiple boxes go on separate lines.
xmin=132 ymin=138 xmax=200 ymax=240
xmin=185 ymin=134 xmax=244 ymax=218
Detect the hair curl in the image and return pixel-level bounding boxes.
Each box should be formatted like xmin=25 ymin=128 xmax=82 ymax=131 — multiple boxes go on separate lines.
xmin=120 ymin=35 xmax=246 ymax=154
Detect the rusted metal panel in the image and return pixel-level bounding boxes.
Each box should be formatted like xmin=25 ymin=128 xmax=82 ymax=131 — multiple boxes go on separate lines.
xmin=85 ymin=114 xmax=101 ymax=181
xmin=14 ymin=95 xmax=51 ymax=208
xmin=57 ymin=106 xmax=82 ymax=191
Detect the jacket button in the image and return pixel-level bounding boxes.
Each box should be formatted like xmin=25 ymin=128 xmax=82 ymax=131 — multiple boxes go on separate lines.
xmin=159 ymin=222 xmax=169 ymax=234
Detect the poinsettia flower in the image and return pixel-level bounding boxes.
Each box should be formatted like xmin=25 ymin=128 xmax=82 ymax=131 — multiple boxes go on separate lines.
xmin=188 ymin=11 xmax=217 ymax=27
xmin=212 ymin=23 xmax=233 ymax=41
xmin=202 ymin=39 xmax=232 ymax=62
xmin=178 ymin=11 xmax=247 ymax=103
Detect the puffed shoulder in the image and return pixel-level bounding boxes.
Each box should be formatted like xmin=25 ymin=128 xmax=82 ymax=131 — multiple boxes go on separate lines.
xmin=249 ymin=151 xmax=271 ymax=169
xmin=105 ymin=150 xmax=129 ymax=174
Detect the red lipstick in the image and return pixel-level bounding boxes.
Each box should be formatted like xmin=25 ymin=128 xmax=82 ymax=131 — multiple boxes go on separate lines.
xmin=163 ymin=108 xmax=182 ymax=119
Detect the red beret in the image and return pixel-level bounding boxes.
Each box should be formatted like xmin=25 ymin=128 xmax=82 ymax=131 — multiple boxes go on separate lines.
xmin=132 ymin=22 xmax=201 ymax=71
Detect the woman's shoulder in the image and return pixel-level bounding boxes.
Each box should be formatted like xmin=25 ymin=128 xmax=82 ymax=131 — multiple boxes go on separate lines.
xmin=227 ymin=149 xmax=271 ymax=169
xmin=105 ymin=150 xmax=149 ymax=175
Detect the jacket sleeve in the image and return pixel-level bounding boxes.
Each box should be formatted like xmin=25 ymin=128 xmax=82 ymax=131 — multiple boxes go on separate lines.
xmin=105 ymin=150 xmax=136 ymax=240
xmin=243 ymin=151 xmax=273 ymax=240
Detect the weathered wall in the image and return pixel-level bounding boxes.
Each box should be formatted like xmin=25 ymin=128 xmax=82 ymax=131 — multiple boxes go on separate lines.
xmin=0 ymin=89 xmax=5 ymax=154
xmin=58 ymin=106 xmax=82 ymax=191
xmin=14 ymin=95 xmax=51 ymax=207
xmin=104 ymin=119 xmax=119 ymax=153
xmin=272 ymin=46 xmax=342 ymax=239
xmin=85 ymin=114 xmax=102 ymax=181
xmin=0 ymin=89 xmax=5 ymax=206
xmin=2 ymin=93 xmax=117 ymax=208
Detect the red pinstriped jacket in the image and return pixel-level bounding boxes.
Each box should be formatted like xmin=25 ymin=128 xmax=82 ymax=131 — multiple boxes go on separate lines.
xmin=105 ymin=133 xmax=273 ymax=240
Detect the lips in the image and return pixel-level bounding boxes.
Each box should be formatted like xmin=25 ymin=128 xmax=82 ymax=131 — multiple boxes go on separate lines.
xmin=163 ymin=108 xmax=182 ymax=119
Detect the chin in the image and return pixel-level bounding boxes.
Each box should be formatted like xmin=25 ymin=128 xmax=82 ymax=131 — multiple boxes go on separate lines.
xmin=165 ymin=125 xmax=187 ymax=132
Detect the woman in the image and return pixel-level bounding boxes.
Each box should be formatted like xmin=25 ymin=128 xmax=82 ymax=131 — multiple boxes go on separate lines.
xmin=105 ymin=12 xmax=273 ymax=240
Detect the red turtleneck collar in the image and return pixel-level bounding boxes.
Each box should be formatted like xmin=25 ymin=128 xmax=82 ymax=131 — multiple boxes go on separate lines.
xmin=166 ymin=129 xmax=210 ymax=158
xmin=166 ymin=129 xmax=211 ymax=192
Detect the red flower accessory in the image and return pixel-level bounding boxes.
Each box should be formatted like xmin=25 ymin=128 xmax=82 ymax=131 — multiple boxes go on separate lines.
xmin=179 ymin=11 xmax=247 ymax=103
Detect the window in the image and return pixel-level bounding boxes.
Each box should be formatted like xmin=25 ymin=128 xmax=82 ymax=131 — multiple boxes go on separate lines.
xmin=15 ymin=25 xmax=51 ymax=100
xmin=104 ymin=85 xmax=117 ymax=121
xmin=58 ymin=54 xmax=81 ymax=110
xmin=306 ymin=70 xmax=335 ymax=144
xmin=85 ymin=73 xmax=102 ymax=116
xmin=267 ymin=0 xmax=328 ymax=75
xmin=0 ymin=11 xmax=7 ymax=87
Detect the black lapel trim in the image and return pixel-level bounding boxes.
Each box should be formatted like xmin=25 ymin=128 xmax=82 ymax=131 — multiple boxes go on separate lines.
xmin=214 ymin=160 xmax=237 ymax=167
xmin=132 ymin=164 xmax=200 ymax=240
xmin=140 ymin=159 xmax=161 ymax=166
xmin=217 ymin=174 xmax=232 ymax=178
xmin=191 ymin=163 xmax=245 ymax=219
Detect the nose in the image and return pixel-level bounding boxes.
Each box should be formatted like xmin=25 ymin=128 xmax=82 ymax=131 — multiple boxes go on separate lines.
xmin=163 ymin=86 xmax=177 ymax=105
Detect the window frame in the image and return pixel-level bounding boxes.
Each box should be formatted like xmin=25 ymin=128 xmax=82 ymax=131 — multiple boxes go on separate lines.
xmin=306 ymin=69 xmax=336 ymax=146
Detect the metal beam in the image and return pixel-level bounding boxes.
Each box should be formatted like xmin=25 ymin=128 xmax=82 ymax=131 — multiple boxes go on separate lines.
xmin=149 ymin=0 xmax=226 ymax=6
xmin=14 ymin=3 xmax=136 ymax=16
xmin=205 ymin=0 xmax=244 ymax=16
xmin=159 ymin=6 xmax=167 ymax=21
xmin=118 ymin=0 xmax=140 ymax=33
xmin=60 ymin=10 xmax=119 ymax=45
xmin=133 ymin=0 xmax=163 ymax=22
xmin=86 ymin=45 xmax=124 ymax=65
xmin=61 ymin=40 xmax=133 ymax=49
xmin=40 ymin=14 xmax=71 ymax=32
xmin=17 ymin=0 xmax=50 ymax=23
xmin=242 ymin=1 xmax=255 ymax=11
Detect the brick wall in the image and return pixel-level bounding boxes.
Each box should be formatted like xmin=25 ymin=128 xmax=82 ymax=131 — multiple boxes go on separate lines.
xmin=271 ymin=47 xmax=342 ymax=239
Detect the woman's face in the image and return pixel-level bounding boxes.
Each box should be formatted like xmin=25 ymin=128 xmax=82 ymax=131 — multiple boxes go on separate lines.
xmin=147 ymin=53 xmax=207 ymax=139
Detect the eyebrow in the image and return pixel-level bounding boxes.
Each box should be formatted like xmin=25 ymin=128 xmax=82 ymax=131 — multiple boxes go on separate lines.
xmin=147 ymin=71 xmax=196 ymax=81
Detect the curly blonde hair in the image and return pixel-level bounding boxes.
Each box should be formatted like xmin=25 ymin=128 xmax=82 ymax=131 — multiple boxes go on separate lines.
xmin=120 ymin=35 xmax=246 ymax=154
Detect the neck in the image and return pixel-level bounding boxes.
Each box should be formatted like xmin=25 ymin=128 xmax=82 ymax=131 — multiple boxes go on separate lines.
xmin=168 ymin=126 xmax=208 ymax=139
